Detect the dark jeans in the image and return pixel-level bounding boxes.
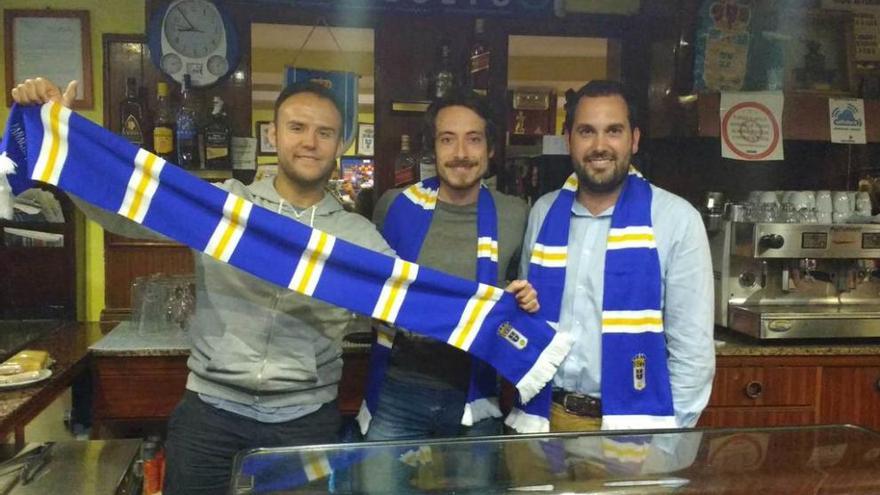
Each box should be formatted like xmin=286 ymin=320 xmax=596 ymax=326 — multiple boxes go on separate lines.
xmin=359 ymin=373 xmax=501 ymax=494
xmin=164 ymin=391 xmax=341 ymax=495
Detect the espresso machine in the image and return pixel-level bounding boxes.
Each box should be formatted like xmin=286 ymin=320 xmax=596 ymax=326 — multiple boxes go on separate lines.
xmin=709 ymin=217 xmax=880 ymax=340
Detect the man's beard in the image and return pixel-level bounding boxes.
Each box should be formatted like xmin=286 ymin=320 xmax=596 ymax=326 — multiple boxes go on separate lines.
xmin=573 ymin=152 xmax=629 ymax=194
xmin=440 ymin=158 xmax=482 ymax=190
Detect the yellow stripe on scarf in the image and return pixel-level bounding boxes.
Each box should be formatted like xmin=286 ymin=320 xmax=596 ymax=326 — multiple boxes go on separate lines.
xmin=210 ymin=196 xmax=247 ymax=259
xmin=453 ymin=285 xmax=497 ymax=348
xmin=378 ymin=261 xmax=414 ymax=321
xmin=124 ymin=153 xmax=159 ymax=220
xmin=40 ymin=103 xmax=64 ymax=183
xmin=296 ymin=231 xmax=330 ymax=293
xmin=608 ymin=233 xmax=655 ymax=243
xmin=603 ymin=317 xmax=663 ymax=326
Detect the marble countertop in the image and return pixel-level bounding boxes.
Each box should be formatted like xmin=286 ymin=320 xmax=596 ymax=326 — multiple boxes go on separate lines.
xmin=89 ymin=321 xmax=371 ymax=356
xmin=714 ymin=328 xmax=880 ymax=357
xmin=89 ymin=321 xmax=190 ymax=356
xmin=85 ymin=320 xmax=880 ymax=359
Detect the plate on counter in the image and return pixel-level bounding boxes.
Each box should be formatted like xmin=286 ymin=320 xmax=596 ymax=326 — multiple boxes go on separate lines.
xmin=0 ymin=369 xmax=52 ymax=390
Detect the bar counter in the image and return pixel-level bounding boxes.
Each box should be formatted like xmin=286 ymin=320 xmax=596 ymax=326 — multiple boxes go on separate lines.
xmin=3 ymin=320 xmax=880 ymax=445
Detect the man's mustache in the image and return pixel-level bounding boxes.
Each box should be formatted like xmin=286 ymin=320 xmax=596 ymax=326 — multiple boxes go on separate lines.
xmin=444 ymin=159 xmax=479 ymax=168
xmin=584 ymin=152 xmax=617 ymax=162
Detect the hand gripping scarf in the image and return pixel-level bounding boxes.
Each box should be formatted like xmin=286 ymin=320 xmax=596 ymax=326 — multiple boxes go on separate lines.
xmin=0 ymin=102 xmax=571 ymax=406
xmin=357 ymin=177 xmax=502 ymax=435
xmin=506 ymin=171 xmax=676 ymax=432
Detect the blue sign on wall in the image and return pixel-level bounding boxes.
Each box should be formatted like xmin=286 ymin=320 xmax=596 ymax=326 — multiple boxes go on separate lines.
xmin=255 ymin=0 xmax=556 ymax=17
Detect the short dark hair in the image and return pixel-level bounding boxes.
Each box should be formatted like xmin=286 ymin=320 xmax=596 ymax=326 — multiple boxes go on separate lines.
xmin=563 ymin=80 xmax=639 ymax=133
xmin=423 ymin=89 xmax=497 ymax=153
xmin=273 ymin=81 xmax=345 ymax=131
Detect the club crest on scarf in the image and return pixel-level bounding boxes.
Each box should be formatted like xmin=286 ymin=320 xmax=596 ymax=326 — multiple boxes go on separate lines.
xmin=498 ymin=321 xmax=528 ymax=350
xmin=632 ymin=353 xmax=647 ymax=391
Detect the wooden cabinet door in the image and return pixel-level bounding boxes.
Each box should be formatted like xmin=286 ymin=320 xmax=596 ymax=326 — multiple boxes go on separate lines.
xmin=699 ymin=406 xmax=816 ymax=428
xmin=820 ymin=366 xmax=880 ymax=431
xmin=699 ymin=365 xmax=819 ymax=428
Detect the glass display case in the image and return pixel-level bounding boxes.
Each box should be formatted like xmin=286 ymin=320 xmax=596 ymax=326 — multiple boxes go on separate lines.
xmin=231 ymin=424 xmax=880 ymax=494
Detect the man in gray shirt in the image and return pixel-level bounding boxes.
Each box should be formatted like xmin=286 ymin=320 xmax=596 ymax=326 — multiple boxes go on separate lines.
xmin=359 ymin=90 xmax=534 ymax=492
xmin=11 ymin=77 xmax=393 ymax=495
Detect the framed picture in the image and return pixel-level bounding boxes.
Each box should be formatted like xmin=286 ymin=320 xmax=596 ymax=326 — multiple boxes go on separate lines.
xmin=357 ymin=123 xmax=375 ymax=156
xmin=780 ymin=11 xmax=855 ymax=95
xmin=256 ymin=121 xmax=276 ymax=156
xmin=4 ymin=10 xmax=93 ymax=109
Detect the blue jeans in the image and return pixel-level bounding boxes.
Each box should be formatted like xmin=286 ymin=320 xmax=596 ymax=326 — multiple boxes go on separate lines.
xmin=164 ymin=391 xmax=341 ymax=495
xmin=358 ymin=373 xmax=501 ymax=493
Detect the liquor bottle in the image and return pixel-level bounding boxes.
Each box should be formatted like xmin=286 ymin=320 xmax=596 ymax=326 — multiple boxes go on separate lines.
xmin=152 ymin=82 xmax=176 ymax=162
xmin=430 ymin=41 xmax=455 ymax=100
xmin=120 ymin=77 xmax=146 ymax=146
xmin=176 ymin=75 xmax=199 ymax=169
xmin=418 ymin=134 xmax=436 ymax=180
xmin=393 ymin=134 xmax=418 ymax=186
xmin=204 ymin=96 xmax=231 ymax=170
xmin=469 ymin=18 xmax=490 ymax=96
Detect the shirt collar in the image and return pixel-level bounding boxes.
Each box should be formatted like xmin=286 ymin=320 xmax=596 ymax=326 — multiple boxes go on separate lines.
xmin=571 ymin=200 xmax=614 ymax=218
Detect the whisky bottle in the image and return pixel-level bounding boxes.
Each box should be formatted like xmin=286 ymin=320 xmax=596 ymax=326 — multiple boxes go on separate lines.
xmin=152 ymin=82 xmax=175 ymax=162
xmin=393 ymin=134 xmax=418 ymax=186
xmin=468 ymin=19 xmax=490 ymax=96
xmin=204 ymin=96 xmax=231 ymax=170
xmin=430 ymin=41 xmax=455 ymax=100
xmin=120 ymin=77 xmax=146 ymax=146
xmin=176 ymin=75 xmax=199 ymax=169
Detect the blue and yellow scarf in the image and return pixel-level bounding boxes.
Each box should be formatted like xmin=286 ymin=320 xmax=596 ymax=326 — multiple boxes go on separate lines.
xmin=506 ymin=171 xmax=676 ymax=432
xmin=358 ymin=177 xmax=502 ymax=434
xmin=0 ymin=102 xmax=571 ymax=407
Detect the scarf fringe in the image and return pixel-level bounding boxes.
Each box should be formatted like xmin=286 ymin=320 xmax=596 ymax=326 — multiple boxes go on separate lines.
xmin=504 ymin=407 xmax=550 ymax=433
xmin=0 ymin=153 xmax=16 ymax=175
xmin=355 ymin=401 xmax=372 ymax=435
xmin=0 ymin=153 xmax=15 ymax=220
xmin=461 ymin=397 xmax=502 ymax=426
xmin=514 ymin=330 xmax=572 ymax=403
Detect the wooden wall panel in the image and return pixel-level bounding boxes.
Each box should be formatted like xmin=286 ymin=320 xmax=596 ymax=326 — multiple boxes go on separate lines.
xmin=102 ymin=234 xmax=194 ymax=320
xmin=820 ymin=366 xmax=880 ymax=431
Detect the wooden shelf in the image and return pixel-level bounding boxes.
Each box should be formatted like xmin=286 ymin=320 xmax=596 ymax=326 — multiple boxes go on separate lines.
xmin=692 ymin=92 xmax=880 ymax=142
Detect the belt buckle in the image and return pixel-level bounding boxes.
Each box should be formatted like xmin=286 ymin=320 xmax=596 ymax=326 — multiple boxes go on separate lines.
xmin=563 ymin=392 xmax=587 ymax=415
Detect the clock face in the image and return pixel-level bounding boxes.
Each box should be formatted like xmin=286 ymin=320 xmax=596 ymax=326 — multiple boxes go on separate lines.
xmin=163 ymin=0 xmax=224 ymax=59
xmin=207 ymin=55 xmax=228 ymax=76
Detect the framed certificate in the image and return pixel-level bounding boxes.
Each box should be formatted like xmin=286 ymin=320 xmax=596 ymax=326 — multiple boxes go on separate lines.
xmin=256 ymin=121 xmax=276 ymax=155
xmin=4 ymin=10 xmax=93 ymax=109
xmin=357 ymin=123 xmax=375 ymax=156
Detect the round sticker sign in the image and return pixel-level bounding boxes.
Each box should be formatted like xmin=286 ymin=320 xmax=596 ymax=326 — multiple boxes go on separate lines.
xmin=721 ymin=101 xmax=780 ymax=160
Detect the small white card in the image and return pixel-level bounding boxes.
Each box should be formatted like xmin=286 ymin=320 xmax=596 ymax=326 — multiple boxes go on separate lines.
xmin=829 ymin=98 xmax=867 ymax=144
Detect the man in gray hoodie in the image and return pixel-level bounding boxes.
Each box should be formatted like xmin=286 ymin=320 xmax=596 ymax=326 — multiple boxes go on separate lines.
xmin=11 ymin=78 xmax=393 ymax=495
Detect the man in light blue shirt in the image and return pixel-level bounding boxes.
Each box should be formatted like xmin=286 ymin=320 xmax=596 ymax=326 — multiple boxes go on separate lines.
xmin=520 ymin=80 xmax=714 ymax=430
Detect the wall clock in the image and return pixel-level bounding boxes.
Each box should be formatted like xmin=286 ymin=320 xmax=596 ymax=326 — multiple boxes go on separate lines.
xmin=148 ymin=0 xmax=239 ymax=88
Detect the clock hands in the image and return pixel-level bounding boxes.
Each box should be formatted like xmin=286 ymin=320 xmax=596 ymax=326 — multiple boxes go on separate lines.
xmin=176 ymin=9 xmax=203 ymax=33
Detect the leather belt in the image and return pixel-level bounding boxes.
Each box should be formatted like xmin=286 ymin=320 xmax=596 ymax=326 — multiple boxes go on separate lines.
xmin=552 ymin=390 xmax=602 ymax=418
